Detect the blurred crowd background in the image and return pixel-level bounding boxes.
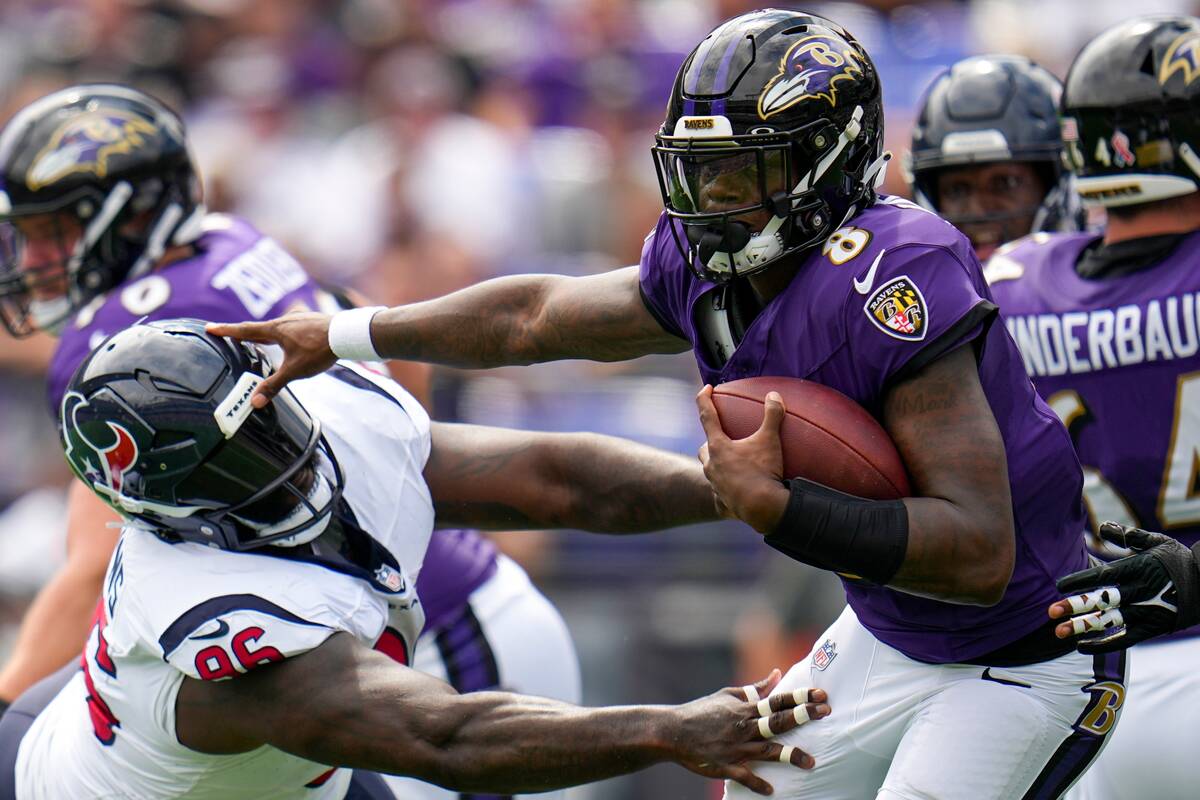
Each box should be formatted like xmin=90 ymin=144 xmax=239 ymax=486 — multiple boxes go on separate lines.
xmin=1 ymin=0 xmax=1198 ymax=796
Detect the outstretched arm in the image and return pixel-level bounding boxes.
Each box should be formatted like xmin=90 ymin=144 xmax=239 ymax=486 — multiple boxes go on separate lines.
xmin=208 ymin=267 xmax=688 ymax=408
xmin=425 ymin=422 xmax=718 ymax=532
xmin=176 ymin=632 xmax=828 ymax=795
xmin=0 ymin=484 xmax=119 ymax=703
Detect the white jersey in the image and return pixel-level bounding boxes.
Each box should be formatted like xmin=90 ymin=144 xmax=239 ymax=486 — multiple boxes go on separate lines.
xmin=15 ymin=362 xmax=433 ymax=799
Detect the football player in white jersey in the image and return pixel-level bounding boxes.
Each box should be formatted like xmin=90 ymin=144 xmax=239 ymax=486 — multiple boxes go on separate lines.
xmin=0 ymin=318 xmax=827 ymax=799
xmin=0 ymin=85 xmax=583 ymax=800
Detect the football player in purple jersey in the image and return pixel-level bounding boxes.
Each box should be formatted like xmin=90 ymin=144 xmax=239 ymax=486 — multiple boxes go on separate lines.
xmin=984 ymin=16 xmax=1200 ymax=800
xmin=0 ymin=87 xmax=587 ymax=800
xmin=906 ymin=54 xmax=1084 ymax=262
xmin=213 ymin=9 xmax=1117 ymax=798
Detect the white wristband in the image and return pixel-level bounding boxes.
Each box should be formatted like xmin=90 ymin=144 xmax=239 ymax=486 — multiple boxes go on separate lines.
xmin=328 ymin=306 xmax=386 ymax=361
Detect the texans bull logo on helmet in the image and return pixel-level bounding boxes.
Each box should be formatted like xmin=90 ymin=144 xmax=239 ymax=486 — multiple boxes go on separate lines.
xmin=61 ymin=391 xmax=141 ymax=496
xmin=1159 ymin=31 xmax=1200 ymax=86
xmin=26 ymin=109 xmax=158 ymax=191
xmin=757 ymin=34 xmax=864 ymax=119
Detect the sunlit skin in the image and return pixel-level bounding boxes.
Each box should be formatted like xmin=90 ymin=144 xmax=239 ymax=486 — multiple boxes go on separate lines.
xmin=934 ymin=161 xmax=1049 ymax=262
xmin=691 ymin=151 xmax=796 ymax=303
xmin=10 ymin=211 xmax=81 ymax=299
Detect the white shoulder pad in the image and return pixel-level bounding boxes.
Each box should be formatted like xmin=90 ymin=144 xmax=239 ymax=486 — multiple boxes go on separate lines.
xmin=110 ymin=531 xmax=390 ymax=678
xmin=160 ymin=599 xmax=336 ymax=681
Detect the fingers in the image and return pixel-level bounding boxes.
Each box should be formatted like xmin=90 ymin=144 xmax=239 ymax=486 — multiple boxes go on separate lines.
xmin=755 ymin=688 xmax=827 ymax=716
xmin=724 ymin=743 xmax=818 ymax=796
xmin=698 ymin=442 xmax=709 ymax=466
xmin=755 ymin=391 xmax=787 ymax=441
xmin=696 ymin=386 xmax=731 ymax=445
xmin=1048 ymin=599 xmax=1073 ymax=620
xmin=742 ymin=668 xmax=782 ymax=703
xmin=206 ymin=321 xmax=272 ymax=343
xmin=752 ymin=686 xmax=829 ymax=739
xmin=249 ymin=372 xmax=287 ymax=409
xmin=724 ymin=765 xmax=773 ymax=796
xmin=1055 ymin=564 xmax=1110 ymax=595
xmin=1051 ymin=586 xmax=1122 ymax=638
xmin=1098 ymin=521 xmax=1167 ymax=552
xmin=1067 ymin=607 xmax=1124 ymax=636
xmin=1064 ymin=586 xmax=1121 ymax=616
xmin=776 ymin=745 xmax=815 ymax=769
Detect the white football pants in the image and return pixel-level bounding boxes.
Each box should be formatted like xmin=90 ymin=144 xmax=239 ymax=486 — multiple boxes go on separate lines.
xmin=725 ymin=606 xmax=1128 ymax=800
xmin=1065 ymin=634 xmax=1200 ymax=800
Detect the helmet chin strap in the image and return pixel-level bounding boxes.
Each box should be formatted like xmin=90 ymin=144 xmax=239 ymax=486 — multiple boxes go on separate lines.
xmin=66 ymin=181 xmax=133 ymax=305
xmin=128 ymin=200 xmax=184 ymax=281
xmin=703 ymin=105 xmax=867 ymax=277
xmin=864 ymin=150 xmax=892 ymax=190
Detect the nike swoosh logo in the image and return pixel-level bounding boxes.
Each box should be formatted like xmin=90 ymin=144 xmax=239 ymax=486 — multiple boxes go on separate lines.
xmin=189 ymin=618 xmax=230 ymax=641
xmin=981 ymin=667 xmax=1032 ymax=688
xmin=853 ymin=249 xmax=886 ymax=295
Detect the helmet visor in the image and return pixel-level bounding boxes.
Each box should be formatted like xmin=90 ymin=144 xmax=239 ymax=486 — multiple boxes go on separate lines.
xmin=655 ymin=147 xmax=787 ymax=217
xmin=174 ymin=381 xmax=317 ymax=511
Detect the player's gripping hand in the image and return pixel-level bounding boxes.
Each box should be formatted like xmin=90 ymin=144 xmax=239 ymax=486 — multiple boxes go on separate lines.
xmin=207 ymin=314 xmax=336 ymax=409
xmin=674 ymin=668 xmax=829 ymax=795
xmin=1049 ymin=522 xmax=1200 ymax=653
xmin=696 ymin=386 xmax=789 ymax=533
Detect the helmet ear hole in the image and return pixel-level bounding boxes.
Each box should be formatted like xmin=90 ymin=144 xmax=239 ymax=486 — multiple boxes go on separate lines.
xmin=1140 ymin=50 xmax=1156 ymax=77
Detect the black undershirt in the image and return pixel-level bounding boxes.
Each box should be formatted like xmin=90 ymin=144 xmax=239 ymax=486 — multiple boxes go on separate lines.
xmin=1076 ymin=232 xmax=1190 ymax=279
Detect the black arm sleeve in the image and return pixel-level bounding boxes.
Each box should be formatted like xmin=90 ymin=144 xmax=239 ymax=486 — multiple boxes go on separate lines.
xmin=763 ymin=479 xmax=908 ymax=585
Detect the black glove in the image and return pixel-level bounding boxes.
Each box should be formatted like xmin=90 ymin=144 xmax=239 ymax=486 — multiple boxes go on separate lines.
xmin=1054 ymin=522 xmax=1200 ymax=653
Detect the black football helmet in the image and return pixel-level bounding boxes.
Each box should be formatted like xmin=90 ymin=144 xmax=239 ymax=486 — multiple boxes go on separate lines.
xmin=907 ymin=55 xmax=1083 ymax=234
xmin=60 ymin=318 xmax=343 ymax=551
xmin=1062 ymin=15 xmax=1200 ymax=207
xmin=0 ymin=85 xmax=205 ymax=337
xmin=652 ymin=9 xmax=887 ymax=283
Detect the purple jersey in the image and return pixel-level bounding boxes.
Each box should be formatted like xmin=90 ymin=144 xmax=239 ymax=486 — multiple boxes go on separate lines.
xmin=988 ymin=231 xmax=1200 ymax=550
xmin=640 ymin=196 xmax=1088 ymax=664
xmin=47 ymin=213 xmax=498 ymax=625
xmin=418 ymin=529 xmax=499 ymax=631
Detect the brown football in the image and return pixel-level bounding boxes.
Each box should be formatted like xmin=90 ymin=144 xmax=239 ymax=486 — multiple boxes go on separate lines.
xmin=711 ymin=376 xmax=911 ymax=500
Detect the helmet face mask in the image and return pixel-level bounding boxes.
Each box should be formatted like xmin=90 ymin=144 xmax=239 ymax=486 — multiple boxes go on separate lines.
xmin=0 ymin=210 xmax=90 ymax=335
xmin=60 ymin=319 xmax=344 ymax=551
xmin=907 ymin=55 xmax=1083 ymax=255
xmin=0 ymin=84 xmax=205 ymax=338
xmin=652 ymin=10 xmax=885 ymax=284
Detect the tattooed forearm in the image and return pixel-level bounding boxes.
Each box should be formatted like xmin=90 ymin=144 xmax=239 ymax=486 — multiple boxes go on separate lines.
xmin=371 ymin=267 xmax=687 ymax=369
xmin=879 ymin=345 xmax=1015 ymax=606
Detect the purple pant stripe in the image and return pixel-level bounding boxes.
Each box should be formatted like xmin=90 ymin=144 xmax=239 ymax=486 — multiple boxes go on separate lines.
xmin=1020 ymin=650 xmax=1127 ymax=799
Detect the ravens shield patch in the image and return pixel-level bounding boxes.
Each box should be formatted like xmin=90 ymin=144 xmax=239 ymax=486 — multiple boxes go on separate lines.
xmin=863 ymin=276 xmax=927 ymax=341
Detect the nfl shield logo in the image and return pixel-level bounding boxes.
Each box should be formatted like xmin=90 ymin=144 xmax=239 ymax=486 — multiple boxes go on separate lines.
xmin=374 ymin=565 xmax=406 ymax=593
xmin=813 ymin=639 xmax=837 ymax=671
